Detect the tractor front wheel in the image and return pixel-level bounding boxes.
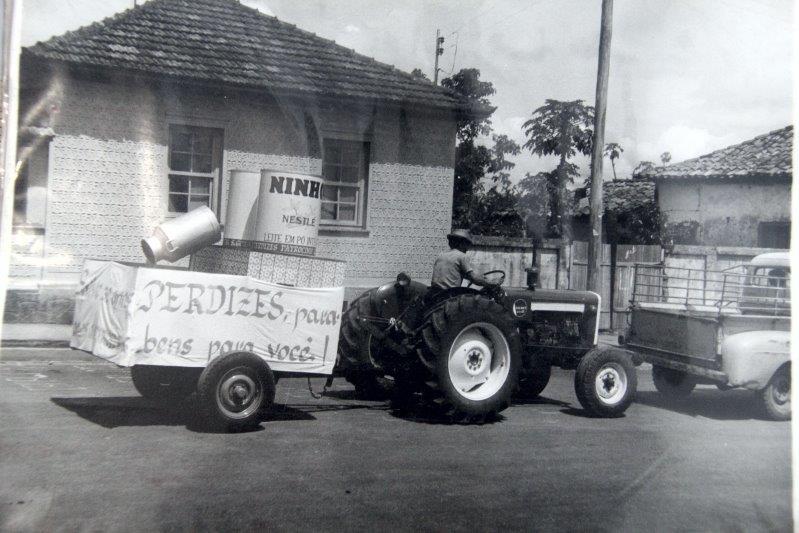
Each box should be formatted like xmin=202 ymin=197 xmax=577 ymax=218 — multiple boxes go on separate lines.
xmin=575 ymin=348 xmax=637 ymax=417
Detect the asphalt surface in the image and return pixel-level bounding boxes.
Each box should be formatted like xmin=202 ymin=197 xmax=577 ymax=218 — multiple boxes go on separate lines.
xmin=0 ymin=348 xmax=792 ymax=532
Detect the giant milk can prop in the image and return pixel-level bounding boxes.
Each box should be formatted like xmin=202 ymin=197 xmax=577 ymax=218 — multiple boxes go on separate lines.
xmin=255 ymin=169 xmax=323 ymax=256
xmin=141 ymin=206 xmax=222 ymax=263
xmin=223 ymin=169 xmax=261 ymax=245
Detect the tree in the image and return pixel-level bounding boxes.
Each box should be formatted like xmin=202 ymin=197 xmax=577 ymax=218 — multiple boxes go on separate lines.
xmin=522 ymin=99 xmax=594 ymax=241
xmin=517 ymin=171 xmax=553 ymax=241
xmin=410 ymin=68 xmax=429 ymax=81
xmin=660 ymin=151 xmax=672 ymax=167
xmin=603 ymin=142 xmax=623 ymax=180
xmin=441 ymin=68 xmax=496 ymax=143
xmin=632 ymin=160 xmax=655 ymax=179
xmin=443 ymin=69 xmax=524 ymax=237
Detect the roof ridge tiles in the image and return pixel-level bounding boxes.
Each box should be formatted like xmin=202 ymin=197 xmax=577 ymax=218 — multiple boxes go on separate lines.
xmin=23 ymin=0 xmax=462 ymax=109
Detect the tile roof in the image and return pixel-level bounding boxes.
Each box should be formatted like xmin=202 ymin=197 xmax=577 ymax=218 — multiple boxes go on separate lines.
xmin=23 ymin=0 xmax=465 ymax=111
xmin=575 ymin=179 xmax=655 ymax=216
xmin=645 ymin=125 xmax=793 ymax=180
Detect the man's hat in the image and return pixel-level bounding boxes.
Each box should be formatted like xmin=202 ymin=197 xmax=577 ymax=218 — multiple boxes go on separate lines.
xmin=447 ymin=229 xmax=474 ymax=245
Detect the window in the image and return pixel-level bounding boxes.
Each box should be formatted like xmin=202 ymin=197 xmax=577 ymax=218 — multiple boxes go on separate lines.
xmin=758 ymin=221 xmax=790 ymax=249
xmin=168 ymin=125 xmax=223 ymax=214
xmin=321 ymin=139 xmax=369 ymax=226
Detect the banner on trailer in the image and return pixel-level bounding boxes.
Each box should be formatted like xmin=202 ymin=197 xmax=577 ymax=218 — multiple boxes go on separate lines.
xmin=71 ymin=261 xmax=343 ymax=375
xmin=254 ymin=169 xmax=322 ymax=256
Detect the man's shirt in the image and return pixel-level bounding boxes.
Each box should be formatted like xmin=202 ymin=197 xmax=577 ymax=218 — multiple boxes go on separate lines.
xmin=431 ymin=248 xmax=473 ymax=290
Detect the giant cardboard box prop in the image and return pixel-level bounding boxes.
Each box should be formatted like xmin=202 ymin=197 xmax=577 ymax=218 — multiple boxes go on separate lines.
xmin=71 ymin=260 xmax=343 ymax=375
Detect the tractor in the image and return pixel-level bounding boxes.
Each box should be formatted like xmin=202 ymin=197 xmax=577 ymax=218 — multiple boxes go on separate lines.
xmin=338 ymin=268 xmax=636 ymax=422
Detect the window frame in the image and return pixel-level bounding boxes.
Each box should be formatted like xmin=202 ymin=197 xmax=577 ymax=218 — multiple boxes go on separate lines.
xmin=167 ymin=124 xmax=224 ymax=216
xmin=320 ymin=137 xmax=370 ymax=229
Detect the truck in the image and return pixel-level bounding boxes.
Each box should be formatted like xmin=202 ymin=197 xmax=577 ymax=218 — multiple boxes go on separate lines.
xmin=338 ymin=266 xmax=637 ymax=422
xmin=621 ymin=252 xmax=791 ymax=420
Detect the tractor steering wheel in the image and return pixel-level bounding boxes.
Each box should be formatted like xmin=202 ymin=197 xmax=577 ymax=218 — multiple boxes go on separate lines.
xmin=465 ymin=269 xmax=506 ymax=288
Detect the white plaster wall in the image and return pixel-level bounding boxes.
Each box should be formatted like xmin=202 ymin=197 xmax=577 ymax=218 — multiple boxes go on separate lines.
xmin=16 ymin=71 xmax=456 ymax=289
xmin=659 ymin=180 xmax=791 ymax=246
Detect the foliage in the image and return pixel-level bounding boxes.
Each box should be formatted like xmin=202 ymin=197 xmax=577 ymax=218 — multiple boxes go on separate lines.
xmin=444 ymin=68 xmax=524 ymax=238
xmin=604 ymin=205 xmax=662 ymax=244
xmin=521 ymin=99 xmax=594 ymax=240
xmin=410 ymin=68 xmax=429 ymax=81
xmin=660 ymin=151 xmax=672 ymax=166
xmin=441 ymin=68 xmax=496 ymax=143
xmin=517 ymin=171 xmax=553 ymax=242
xmin=632 ymin=160 xmax=655 ymax=179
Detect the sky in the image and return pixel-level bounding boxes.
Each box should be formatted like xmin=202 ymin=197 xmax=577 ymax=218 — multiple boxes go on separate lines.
xmin=19 ymin=0 xmax=794 ymax=185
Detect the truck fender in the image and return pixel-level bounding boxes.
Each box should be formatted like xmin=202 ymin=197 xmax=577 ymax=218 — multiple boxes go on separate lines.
xmin=720 ymin=330 xmax=790 ymax=390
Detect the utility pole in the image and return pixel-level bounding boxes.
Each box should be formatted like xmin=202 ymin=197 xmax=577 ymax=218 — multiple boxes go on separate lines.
xmin=587 ymin=0 xmax=613 ymax=295
xmin=433 ymin=29 xmax=444 ymax=84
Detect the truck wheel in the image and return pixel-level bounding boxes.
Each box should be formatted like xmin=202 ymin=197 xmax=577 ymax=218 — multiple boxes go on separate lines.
xmin=421 ymin=294 xmax=521 ymax=421
xmin=130 ymin=365 xmax=200 ymax=400
xmin=516 ymin=364 xmax=552 ymax=399
xmin=338 ymin=289 xmax=392 ymax=400
xmin=197 ymin=352 xmax=276 ymax=431
xmin=652 ymin=365 xmax=696 ymax=399
xmin=760 ymin=365 xmax=790 ymax=421
xmin=574 ymin=348 xmax=637 ymax=417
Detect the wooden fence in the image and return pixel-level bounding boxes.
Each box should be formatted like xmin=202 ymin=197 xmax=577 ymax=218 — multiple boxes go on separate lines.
xmin=471 ymin=237 xmax=784 ymax=332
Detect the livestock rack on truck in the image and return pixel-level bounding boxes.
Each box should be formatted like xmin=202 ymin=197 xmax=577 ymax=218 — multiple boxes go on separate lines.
xmin=621 ymin=253 xmax=791 ymax=420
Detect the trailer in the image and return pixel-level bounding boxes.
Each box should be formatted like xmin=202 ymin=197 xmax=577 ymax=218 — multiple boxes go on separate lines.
xmin=71 ymin=260 xmax=344 ymax=431
xmin=621 ymin=253 xmax=790 ymax=420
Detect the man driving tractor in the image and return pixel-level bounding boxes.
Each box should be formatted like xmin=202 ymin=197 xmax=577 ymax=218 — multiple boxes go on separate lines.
xmin=431 ymin=229 xmax=494 ymax=292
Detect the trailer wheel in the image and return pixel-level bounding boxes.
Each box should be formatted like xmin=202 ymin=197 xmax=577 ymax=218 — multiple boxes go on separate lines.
xmin=515 ymin=363 xmax=552 ymax=399
xmin=652 ymin=365 xmax=696 ymax=399
xmin=420 ymin=294 xmax=521 ymax=422
xmin=197 ymin=352 xmax=275 ymax=431
xmin=760 ymin=365 xmax=790 ymax=421
xmin=130 ymin=365 xmax=200 ymax=400
xmin=575 ymin=348 xmax=636 ymax=417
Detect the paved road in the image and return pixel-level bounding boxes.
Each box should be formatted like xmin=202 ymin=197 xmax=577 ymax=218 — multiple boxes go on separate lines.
xmin=0 ymin=349 xmax=791 ymax=532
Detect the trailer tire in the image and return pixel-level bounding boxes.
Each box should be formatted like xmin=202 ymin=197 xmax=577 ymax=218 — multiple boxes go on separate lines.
xmin=760 ymin=365 xmax=790 ymax=421
xmin=575 ymin=348 xmax=636 ymax=417
xmin=652 ymin=365 xmax=696 ymax=399
xmin=420 ymin=294 xmax=521 ymax=422
xmin=515 ymin=363 xmax=552 ymax=399
xmin=197 ymin=352 xmax=275 ymax=431
xmin=131 ymin=365 xmax=200 ymax=401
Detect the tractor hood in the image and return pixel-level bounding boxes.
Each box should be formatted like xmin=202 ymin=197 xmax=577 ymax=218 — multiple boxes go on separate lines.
xmin=504 ymin=288 xmax=600 ymax=306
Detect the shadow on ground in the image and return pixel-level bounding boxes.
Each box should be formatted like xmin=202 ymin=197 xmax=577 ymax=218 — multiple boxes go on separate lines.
xmin=49 ymin=396 xmax=341 ymax=433
xmin=634 ymin=388 xmax=767 ymax=421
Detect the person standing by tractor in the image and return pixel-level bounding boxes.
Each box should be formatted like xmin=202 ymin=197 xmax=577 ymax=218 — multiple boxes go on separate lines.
xmin=431 ymin=229 xmax=493 ymax=293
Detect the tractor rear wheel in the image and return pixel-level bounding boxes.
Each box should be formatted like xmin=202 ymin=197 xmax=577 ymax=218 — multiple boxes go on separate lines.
xmin=419 ymin=294 xmax=521 ymax=422
xmin=338 ymin=289 xmax=392 ymax=400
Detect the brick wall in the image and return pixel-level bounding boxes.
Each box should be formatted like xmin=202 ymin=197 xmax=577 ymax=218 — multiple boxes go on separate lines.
xmin=13 ymin=69 xmax=456 ymax=301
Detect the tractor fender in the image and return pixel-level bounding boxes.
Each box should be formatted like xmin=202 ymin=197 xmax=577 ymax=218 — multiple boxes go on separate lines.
xmin=370 ymin=278 xmax=428 ymax=320
xmin=721 ymin=330 xmax=790 ymax=390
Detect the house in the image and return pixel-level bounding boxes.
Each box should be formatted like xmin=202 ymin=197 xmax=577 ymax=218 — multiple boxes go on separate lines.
xmin=572 ymin=179 xmax=658 ymax=244
xmin=645 ymin=126 xmax=792 ymax=248
xmin=8 ymin=0 xmax=474 ymax=324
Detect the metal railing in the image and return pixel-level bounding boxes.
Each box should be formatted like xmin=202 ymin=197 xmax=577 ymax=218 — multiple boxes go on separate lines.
xmin=631 ymin=263 xmax=790 ymax=316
